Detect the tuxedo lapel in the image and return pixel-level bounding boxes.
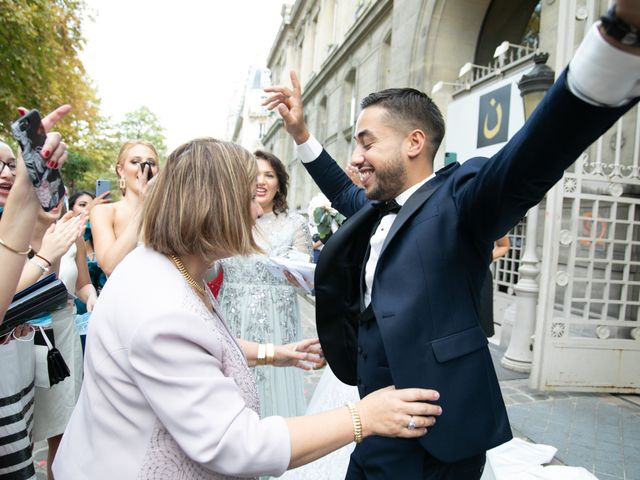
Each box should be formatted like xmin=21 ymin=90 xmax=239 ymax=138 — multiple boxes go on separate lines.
xmin=314 ymin=203 xmax=378 ymax=385
xmin=379 ymin=172 xmax=448 ymax=259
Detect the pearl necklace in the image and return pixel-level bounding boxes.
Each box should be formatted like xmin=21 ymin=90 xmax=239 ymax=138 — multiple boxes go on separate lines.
xmin=169 ymin=254 xmax=206 ymax=297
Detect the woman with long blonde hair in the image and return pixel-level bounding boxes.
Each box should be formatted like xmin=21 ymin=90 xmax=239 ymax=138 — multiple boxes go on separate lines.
xmin=90 ymin=140 xmax=159 ymax=276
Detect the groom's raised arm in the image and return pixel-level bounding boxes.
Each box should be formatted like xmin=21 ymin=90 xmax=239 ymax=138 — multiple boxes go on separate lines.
xmin=452 ymin=1 xmax=640 ymax=241
xmin=263 ymin=71 xmax=367 ymax=217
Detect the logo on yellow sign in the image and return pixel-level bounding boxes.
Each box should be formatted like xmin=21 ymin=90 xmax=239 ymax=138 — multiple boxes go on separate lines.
xmin=477 ymin=84 xmax=510 ymax=148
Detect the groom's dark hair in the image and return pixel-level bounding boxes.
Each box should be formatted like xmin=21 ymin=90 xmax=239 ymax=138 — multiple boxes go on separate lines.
xmin=361 ymin=88 xmax=445 ymax=159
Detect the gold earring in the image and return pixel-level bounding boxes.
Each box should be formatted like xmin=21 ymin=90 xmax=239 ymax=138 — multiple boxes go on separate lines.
xmin=119 ymin=178 xmax=126 ymax=190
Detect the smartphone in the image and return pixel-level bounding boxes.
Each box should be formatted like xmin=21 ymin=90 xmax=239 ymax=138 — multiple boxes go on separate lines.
xmin=140 ymin=161 xmax=154 ymax=181
xmin=95 ymin=179 xmax=111 ymax=198
xmin=10 ymin=109 xmax=66 ymax=212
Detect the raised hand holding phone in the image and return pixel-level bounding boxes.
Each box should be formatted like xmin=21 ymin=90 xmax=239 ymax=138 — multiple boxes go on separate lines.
xmin=11 ymin=106 xmax=71 ymax=211
xmin=17 ymin=104 xmax=71 ymax=170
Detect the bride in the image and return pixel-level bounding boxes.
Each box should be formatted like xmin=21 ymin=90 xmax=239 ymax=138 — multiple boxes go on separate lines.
xmin=281 ymin=364 xmax=359 ymax=479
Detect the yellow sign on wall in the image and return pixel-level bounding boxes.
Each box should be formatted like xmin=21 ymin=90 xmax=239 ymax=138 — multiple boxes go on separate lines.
xmin=477 ymin=84 xmax=511 ymax=148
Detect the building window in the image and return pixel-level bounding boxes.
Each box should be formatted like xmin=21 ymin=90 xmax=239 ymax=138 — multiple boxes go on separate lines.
xmin=317 ymin=96 xmax=328 ymax=142
xmin=379 ymin=32 xmax=392 ymax=89
xmin=343 ymin=68 xmax=357 ymax=130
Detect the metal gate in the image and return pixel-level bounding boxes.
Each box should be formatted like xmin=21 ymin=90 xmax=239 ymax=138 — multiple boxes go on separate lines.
xmin=530 ymin=102 xmax=640 ymax=393
xmin=528 ymin=1 xmax=640 ymax=393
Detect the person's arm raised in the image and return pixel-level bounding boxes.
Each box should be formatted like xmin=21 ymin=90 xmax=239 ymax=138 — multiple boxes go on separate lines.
xmin=263 ymin=70 xmax=310 ymax=145
xmin=0 ymin=105 xmax=71 ymax=319
xmin=568 ymin=0 xmax=640 ymax=107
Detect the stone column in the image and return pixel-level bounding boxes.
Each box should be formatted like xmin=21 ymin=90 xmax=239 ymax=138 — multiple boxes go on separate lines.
xmin=502 ymin=204 xmax=540 ymax=372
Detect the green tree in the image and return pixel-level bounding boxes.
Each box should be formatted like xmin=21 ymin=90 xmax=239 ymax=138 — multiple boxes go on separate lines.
xmin=63 ymin=106 xmax=168 ymax=194
xmin=116 ymin=106 xmax=167 ymax=159
xmin=62 ymin=116 xmax=120 ymax=194
xmin=0 ymin=0 xmax=99 ymax=145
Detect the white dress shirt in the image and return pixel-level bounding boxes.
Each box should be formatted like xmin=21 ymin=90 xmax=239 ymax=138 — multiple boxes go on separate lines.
xmin=362 ymin=176 xmax=434 ymax=307
xmin=296 ymin=24 xmax=639 ymax=307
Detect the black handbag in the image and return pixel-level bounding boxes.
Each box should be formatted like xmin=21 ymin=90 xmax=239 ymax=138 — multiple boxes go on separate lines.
xmin=1 ymin=273 xmax=69 ymax=337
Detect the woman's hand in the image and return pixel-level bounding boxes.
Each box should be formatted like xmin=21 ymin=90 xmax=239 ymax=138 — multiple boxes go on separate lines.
xmin=357 ymin=386 xmax=442 ymax=439
xmin=88 ymin=191 xmax=112 ymax=211
xmin=283 ymin=270 xmax=303 ymax=289
xmin=1 ymin=325 xmax=33 ymax=345
xmin=17 ymin=105 xmax=71 ymax=170
xmin=85 ymin=290 xmax=97 ymax=312
xmin=346 ymin=164 xmax=363 ymax=188
xmin=274 ymin=337 xmax=325 ymax=370
xmin=39 ymin=211 xmax=87 ymax=263
xmin=12 ymin=105 xmax=71 ymax=196
xmin=135 ymin=165 xmax=157 ymax=202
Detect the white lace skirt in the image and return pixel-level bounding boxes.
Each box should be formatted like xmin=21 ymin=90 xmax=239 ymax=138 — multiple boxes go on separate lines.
xmin=280 ymin=366 xmax=360 ymax=480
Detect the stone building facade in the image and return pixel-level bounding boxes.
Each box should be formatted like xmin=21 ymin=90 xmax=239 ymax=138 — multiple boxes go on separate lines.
xmin=254 ymin=0 xmax=639 ymax=392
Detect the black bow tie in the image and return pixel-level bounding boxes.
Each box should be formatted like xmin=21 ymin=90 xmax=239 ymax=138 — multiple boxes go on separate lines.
xmin=373 ymin=199 xmax=401 ymax=218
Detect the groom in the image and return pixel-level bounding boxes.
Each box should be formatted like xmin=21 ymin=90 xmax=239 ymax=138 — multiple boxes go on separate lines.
xmin=265 ymin=3 xmax=640 ymax=478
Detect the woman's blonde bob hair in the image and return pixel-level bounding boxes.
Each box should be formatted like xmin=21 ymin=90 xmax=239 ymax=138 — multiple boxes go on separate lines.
xmin=142 ymin=137 xmax=260 ymax=262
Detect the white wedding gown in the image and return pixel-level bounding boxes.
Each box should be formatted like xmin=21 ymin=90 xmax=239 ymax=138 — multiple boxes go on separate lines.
xmin=280 ymin=365 xmax=360 ymax=480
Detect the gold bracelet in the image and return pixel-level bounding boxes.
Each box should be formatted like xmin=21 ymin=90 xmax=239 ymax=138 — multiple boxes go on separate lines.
xmin=0 ymin=238 xmax=32 ymax=256
xmin=345 ymin=402 xmax=363 ymax=443
xmin=257 ymin=343 xmax=266 ymax=366
xmin=34 ymin=253 xmax=52 ymax=267
xmin=265 ymin=343 xmax=275 ymax=365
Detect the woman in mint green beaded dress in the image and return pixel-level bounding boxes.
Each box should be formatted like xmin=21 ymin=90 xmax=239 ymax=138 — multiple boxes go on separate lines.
xmin=217 ymin=150 xmax=312 ymax=419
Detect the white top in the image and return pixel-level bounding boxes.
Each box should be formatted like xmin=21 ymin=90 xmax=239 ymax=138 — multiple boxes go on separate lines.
xmin=296 ymin=24 xmax=640 ymax=306
xmin=53 ymin=246 xmax=291 ymax=479
xmin=58 ymin=242 xmax=77 ymax=295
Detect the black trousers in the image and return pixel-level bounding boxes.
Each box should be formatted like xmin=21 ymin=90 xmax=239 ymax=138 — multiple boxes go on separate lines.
xmin=345 ymin=436 xmax=486 ymax=480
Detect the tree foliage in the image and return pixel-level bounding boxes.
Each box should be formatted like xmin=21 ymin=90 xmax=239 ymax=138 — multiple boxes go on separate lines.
xmin=61 ymin=116 xmax=120 ymax=193
xmin=0 ymin=0 xmax=99 ymax=145
xmin=115 ymin=106 xmax=167 ymax=159
xmin=61 ymin=108 xmax=168 ymax=194
xmin=0 ymin=2 xmax=168 ymax=193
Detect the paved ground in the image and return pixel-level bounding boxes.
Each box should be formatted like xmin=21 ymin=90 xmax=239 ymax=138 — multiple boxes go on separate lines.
xmin=504 ymin=379 xmax=640 ymax=479
xmin=33 ymin=294 xmax=640 ymax=479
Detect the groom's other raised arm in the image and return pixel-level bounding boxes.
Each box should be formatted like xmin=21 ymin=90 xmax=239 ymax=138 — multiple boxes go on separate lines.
xmin=454 ymin=0 xmax=640 ymax=241
xmin=568 ymin=0 xmax=640 ymax=106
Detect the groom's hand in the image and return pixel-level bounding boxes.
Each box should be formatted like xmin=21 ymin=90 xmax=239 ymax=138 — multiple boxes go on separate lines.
xmin=599 ymin=0 xmax=640 ymax=55
xmin=263 ymin=70 xmax=310 ymax=145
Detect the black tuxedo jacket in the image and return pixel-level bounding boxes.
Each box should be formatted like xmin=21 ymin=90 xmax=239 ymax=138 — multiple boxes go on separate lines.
xmin=303 ymin=69 xmax=637 ymax=463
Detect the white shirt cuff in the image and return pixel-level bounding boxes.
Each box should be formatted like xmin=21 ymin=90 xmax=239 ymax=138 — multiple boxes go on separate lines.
xmin=568 ymin=23 xmax=640 ymax=107
xmin=295 ymin=135 xmax=323 ymax=163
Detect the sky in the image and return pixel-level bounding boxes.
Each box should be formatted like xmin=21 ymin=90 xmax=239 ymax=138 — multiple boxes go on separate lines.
xmin=80 ymin=0 xmax=287 ymax=151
